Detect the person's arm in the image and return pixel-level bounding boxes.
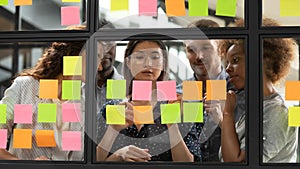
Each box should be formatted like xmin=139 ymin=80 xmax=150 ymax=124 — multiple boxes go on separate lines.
xmin=167 ymin=124 xmax=193 ymax=162
xmin=221 ymin=91 xmax=245 ymax=162
xmin=0 ymin=149 xmax=19 ymax=160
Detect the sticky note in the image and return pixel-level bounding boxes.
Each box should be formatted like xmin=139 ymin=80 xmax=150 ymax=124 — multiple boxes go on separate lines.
xmin=139 ymin=0 xmax=157 ymax=16
xmin=14 ymin=104 xmax=32 ymax=124
xmin=165 ymin=0 xmax=186 ymax=16
xmin=288 ymin=107 xmax=300 ymax=126
xmin=36 ymin=130 xmax=56 ymax=147
xmin=39 ymin=79 xmax=58 ymax=99
xmin=188 ymin=0 xmax=208 ymax=16
xmin=216 ymin=0 xmax=236 ymax=17
xmin=63 ymin=56 xmax=82 ymax=76
xmin=13 ymin=129 xmax=32 ymax=149
xmin=14 ymin=0 xmax=32 ymax=6
xmin=62 ymin=103 xmax=81 ymax=122
xmin=182 ymin=81 xmax=202 ymax=101
xmin=157 ymin=81 xmax=177 ymax=101
xmin=62 ymin=80 xmax=81 ymax=100
xmin=161 ymin=103 xmax=181 ymax=124
xmin=61 ymin=6 xmax=80 ymax=26
xmin=132 ymin=80 xmax=152 ymax=101
xmin=62 ymin=131 xmax=81 ymax=151
xmin=0 ymin=104 xmax=6 ymax=124
xmin=106 ymin=80 xmax=126 ymax=99
xmin=285 ymin=81 xmax=300 ymax=100
xmin=106 ymin=105 xmax=125 ymax=125
xmin=133 ymin=106 xmax=154 ymax=124
xmin=0 ymin=129 xmax=7 ymax=149
xmin=111 ymin=0 xmax=129 ymax=11
xmin=62 ymin=0 xmax=81 ymax=2
xmin=0 ymin=0 xmax=8 ymax=6
xmin=38 ymin=103 xmax=57 ymax=123
xmin=280 ymin=0 xmax=300 ymax=16
xmin=206 ymin=80 xmax=226 ymax=100
xmin=183 ymin=102 xmax=203 ymax=123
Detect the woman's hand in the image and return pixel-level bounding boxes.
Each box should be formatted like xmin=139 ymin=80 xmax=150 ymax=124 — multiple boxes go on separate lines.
xmin=204 ymin=99 xmax=224 ymax=125
xmin=224 ymin=90 xmax=237 ymax=116
xmin=110 ymin=102 xmax=134 ymax=132
xmin=34 ymin=156 xmax=50 ymax=160
xmin=114 ymin=145 xmax=151 ymax=162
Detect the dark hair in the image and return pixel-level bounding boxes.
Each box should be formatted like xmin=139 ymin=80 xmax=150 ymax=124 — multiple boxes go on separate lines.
xmin=18 ymin=41 xmax=85 ymax=79
xmin=98 ymin=18 xmax=115 ymax=29
xmin=218 ymin=18 xmax=297 ymax=84
xmin=187 ymin=19 xmax=220 ymax=28
xmin=123 ymin=40 xmax=169 ymax=95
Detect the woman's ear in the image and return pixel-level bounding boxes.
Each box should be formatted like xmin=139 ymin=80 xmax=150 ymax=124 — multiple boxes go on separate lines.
xmin=125 ymin=57 xmax=131 ymax=69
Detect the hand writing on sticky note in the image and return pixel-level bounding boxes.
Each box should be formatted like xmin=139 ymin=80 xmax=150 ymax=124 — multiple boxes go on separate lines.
xmin=109 ymin=102 xmax=134 ymax=131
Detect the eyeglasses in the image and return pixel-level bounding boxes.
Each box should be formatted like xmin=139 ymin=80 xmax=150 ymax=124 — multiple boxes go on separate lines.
xmin=129 ymin=51 xmax=163 ymax=66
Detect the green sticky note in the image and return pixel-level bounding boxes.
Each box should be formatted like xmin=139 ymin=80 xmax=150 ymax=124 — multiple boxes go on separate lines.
xmin=111 ymin=0 xmax=129 ymax=11
xmin=280 ymin=0 xmax=300 ymax=16
xmin=0 ymin=104 xmax=6 ymax=124
xmin=188 ymin=0 xmax=208 ymax=16
xmin=106 ymin=80 xmax=126 ymax=99
xmin=183 ymin=102 xmax=203 ymax=123
xmin=216 ymin=0 xmax=236 ymax=17
xmin=106 ymin=105 xmax=125 ymax=124
xmin=161 ymin=103 xmax=181 ymax=124
xmin=288 ymin=106 xmax=300 ymax=126
xmin=38 ymin=103 xmax=57 ymax=123
xmin=0 ymin=0 xmax=9 ymax=5
xmin=62 ymin=80 xmax=81 ymax=100
xmin=63 ymin=56 xmax=82 ymax=76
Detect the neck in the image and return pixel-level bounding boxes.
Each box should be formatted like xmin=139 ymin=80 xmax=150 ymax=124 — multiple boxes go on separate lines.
xmin=263 ymin=80 xmax=276 ymax=97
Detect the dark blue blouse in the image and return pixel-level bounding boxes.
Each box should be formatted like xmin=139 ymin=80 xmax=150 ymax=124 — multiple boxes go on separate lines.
xmin=96 ymin=100 xmax=202 ymax=162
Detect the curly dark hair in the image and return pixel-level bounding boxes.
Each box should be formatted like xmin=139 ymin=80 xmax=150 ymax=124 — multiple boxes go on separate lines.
xmin=187 ymin=19 xmax=220 ymax=28
xmin=218 ymin=18 xmax=297 ymax=83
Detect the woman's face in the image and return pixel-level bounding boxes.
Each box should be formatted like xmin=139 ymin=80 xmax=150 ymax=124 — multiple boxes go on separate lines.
xmin=225 ymin=44 xmax=245 ymax=90
xmin=126 ymin=41 xmax=164 ymax=81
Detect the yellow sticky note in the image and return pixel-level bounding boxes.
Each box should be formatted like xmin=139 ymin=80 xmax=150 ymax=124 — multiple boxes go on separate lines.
xmin=13 ymin=129 xmax=32 ymax=149
xmin=111 ymin=0 xmax=129 ymax=11
xmin=39 ymin=80 xmax=58 ymax=99
xmin=106 ymin=105 xmax=125 ymax=124
xmin=165 ymin=0 xmax=186 ymax=16
xmin=288 ymin=107 xmax=300 ymax=126
xmin=182 ymin=81 xmax=202 ymax=101
xmin=62 ymin=0 xmax=81 ymax=2
xmin=63 ymin=56 xmax=82 ymax=76
xmin=133 ymin=106 xmax=154 ymax=124
xmin=36 ymin=130 xmax=56 ymax=147
xmin=280 ymin=0 xmax=300 ymax=16
xmin=14 ymin=0 xmax=32 ymax=6
xmin=206 ymin=80 xmax=226 ymax=100
xmin=286 ymin=81 xmax=300 ymax=100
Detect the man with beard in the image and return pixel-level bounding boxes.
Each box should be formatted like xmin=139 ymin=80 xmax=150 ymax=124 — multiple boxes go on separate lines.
xmin=177 ymin=19 xmax=235 ymax=162
xmin=96 ymin=19 xmax=123 ymax=112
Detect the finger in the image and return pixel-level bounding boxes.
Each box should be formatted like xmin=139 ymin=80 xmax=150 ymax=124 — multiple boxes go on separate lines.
xmin=125 ymin=101 xmax=134 ymax=110
xmin=129 ymin=146 xmax=151 ymax=159
xmin=131 ymin=157 xmax=148 ymax=162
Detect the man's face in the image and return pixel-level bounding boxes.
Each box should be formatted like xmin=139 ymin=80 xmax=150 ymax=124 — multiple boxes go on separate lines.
xmin=97 ymin=41 xmax=116 ymax=76
xmin=185 ymin=39 xmax=221 ymax=79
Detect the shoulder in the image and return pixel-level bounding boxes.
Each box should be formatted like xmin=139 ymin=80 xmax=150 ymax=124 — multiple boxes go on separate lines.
xmin=264 ymin=93 xmax=287 ymax=116
xmin=14 ymin=76 xmax=38 ymax=84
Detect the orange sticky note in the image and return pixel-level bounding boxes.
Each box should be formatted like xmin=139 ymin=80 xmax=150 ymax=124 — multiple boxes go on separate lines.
xmin=13 ymin=129 xmax=32 ymax=149
xmin=39 ymin=79 xmax=58 ymax=99
xmin=288 ymin=106 xmax=300 ymax=126
xmin=165 ymin=0 xmax=186 ymax=16
xmin=133 ymin=106 xmax=154 ymax=124
xmin=285 ymin=81 xmax=300 ymax=100
xmin=206 ymin=80 xmax=226 ymax=100
xmin=14 ymin=0 xmax=32 ymax=6
xmin=36 ymin=130 xmax=56 ymax=147
xmin=182 ymin=81 xmax=202 ymax=101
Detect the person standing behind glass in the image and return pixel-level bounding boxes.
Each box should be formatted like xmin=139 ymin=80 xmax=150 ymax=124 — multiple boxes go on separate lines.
xmin=176 ymin=19 xmax=236 ymax=162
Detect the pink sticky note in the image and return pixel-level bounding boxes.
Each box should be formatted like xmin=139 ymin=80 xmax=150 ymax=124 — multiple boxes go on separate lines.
xmin=62 ymin=131 xmax=81 ymax=151
xmin=157 ymin=81 xmax=177 ymax=101
xmin=139 ymin=0 xmax=157 ymax=16
xmin=61 ymin=6 xmax=80 ymax=26
xmin=0 ymin=129 xmax=7 ymax=148
xmin=62 ymin=103 xmax=81 ymax=122
xmin=14 ymin=104 xmax=32 ymax=124
xmin=132 ymin=81 xmax=152 ymax=101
